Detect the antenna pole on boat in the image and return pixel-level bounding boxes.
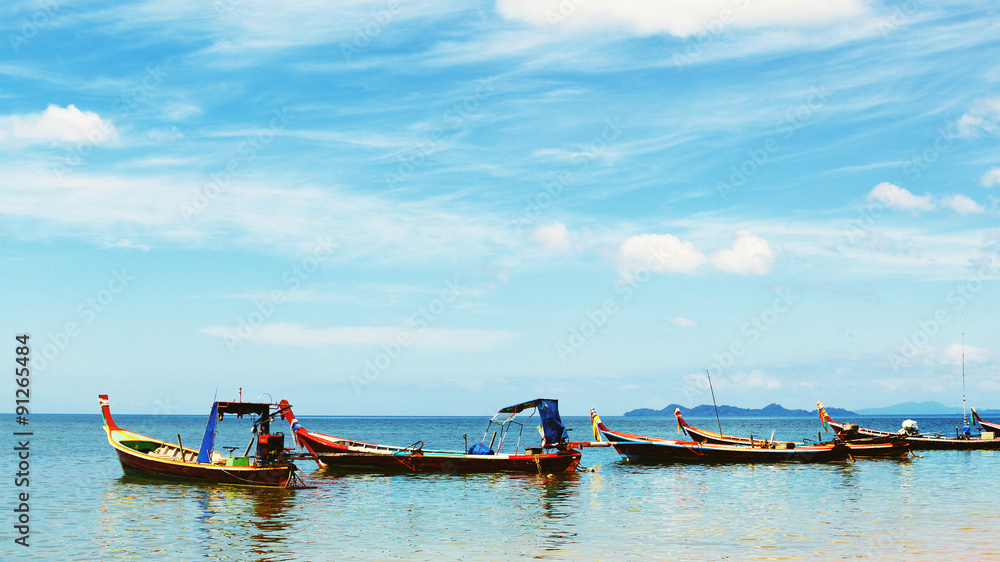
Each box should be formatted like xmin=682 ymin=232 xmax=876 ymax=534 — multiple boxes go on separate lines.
xmin=707 ymin=369 xmax=723 ymax=435
xmin=962 ymin=321 xmax=967 ymax=425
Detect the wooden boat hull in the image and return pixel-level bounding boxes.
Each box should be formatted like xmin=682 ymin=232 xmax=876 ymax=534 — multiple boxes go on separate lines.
xmin=673 ymin=409 xmax=910 ymax=458
xmin=833 ymin=437 xmax=910 ymax=458
xmin=604 ymin=439 xmax=849 ymax=463
xmin=896 ymin=436 xmax=1000 ymax=450
xmin=297 ymin=429 xmax=581 ymax=474
xmin=823 ymin=415 xmax=1000 ymax=451
xmin=314 ymin=450 xmax=581 ymax=474
xmin=100 ymin=395 xmax=299 ymax=488
xmin=592 ymin=411 xmax=850 ymax=464
xmin=113 ymin=445 xmax=296 ymax=486
xmin=280 ymin=401 xmax=581 ymax=474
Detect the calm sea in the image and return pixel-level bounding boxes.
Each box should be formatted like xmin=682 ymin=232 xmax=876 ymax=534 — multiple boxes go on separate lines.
xmin=3 ymin=413 xmax=999 ymax=560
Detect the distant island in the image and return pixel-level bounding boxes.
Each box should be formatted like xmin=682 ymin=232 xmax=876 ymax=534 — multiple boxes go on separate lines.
xmin=625 ymin=401 xmax=1000 ymax=417
xmin=856 ymin=401 xmax=964 ymax=415
xmin=624 ymin=403 xmax=856 ymax=418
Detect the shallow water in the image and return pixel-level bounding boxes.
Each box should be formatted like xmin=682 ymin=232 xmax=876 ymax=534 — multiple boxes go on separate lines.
xmin=4 ymin=414 xmax=999 ymax=560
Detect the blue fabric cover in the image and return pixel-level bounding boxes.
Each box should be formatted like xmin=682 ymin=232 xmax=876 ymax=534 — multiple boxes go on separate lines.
xmin=196 ymin=401 xmax=219 ymax=463
xmin=467 ymin=443 xmax=494 ymax=455
xmin=536 ymin=399 xmax=569 ymax=446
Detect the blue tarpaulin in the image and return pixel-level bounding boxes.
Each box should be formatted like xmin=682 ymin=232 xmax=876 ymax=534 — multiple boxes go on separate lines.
xmin=467 ymin=443 xmax=494 ymax=455
xmin=535 ymin=399 xmax=569 ymax=446
xmin=196 ymin=401 xmax=219 ymax=463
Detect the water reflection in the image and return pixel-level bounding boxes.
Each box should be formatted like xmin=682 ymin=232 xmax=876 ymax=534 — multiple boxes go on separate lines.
xmin=55 ymin=416 xmax=1000 ymax=559
xmin=99 ymin=478 xmax=299 ymax=561
xmin=506 ymin=473 xmax=582 ymax=556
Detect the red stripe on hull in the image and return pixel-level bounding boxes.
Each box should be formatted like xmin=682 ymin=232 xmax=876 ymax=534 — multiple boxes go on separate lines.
xmin=314 ymin=451 xmax=581 ymax=474
xmin=605 ymin=440 xmax=849 ymax=463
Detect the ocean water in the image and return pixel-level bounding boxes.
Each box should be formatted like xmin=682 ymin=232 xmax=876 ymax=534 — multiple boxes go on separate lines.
xmin=4 ymin=413 xmax=1000 ymax=560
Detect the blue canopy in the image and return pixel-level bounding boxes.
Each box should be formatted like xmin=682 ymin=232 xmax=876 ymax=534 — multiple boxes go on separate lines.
xmin=498 ymin=398 xmax=568 ymax=447
xmin=535 ymin=399 xmax=569 ymax=447
xmin=196 ymin=401 xmax=219 ymax=463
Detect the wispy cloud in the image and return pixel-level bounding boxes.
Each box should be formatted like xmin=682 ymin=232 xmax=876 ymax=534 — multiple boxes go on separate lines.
xmin=0 ymin=163 xmax=513 ymax=261
xmin=731 ymin=369 xmax=782 ymax=391
xmin=941 ymin=194 xmax=984 ymax=216
xmin=530 ymin=221 xmax=572 ymax=252
xmin=497 ymin=0 xmax=867 ymax=37
xmin=866 ymin=183 xmax=985 ymax=216
xmin=941 ymin=343 xmax=992 ymax=366
xmin=201 ymin=321 xmax=519 ymax=351
xmin=981 ymin=168 xmax=1000 ymax=188
xmin=667 ymin=317 xmax=698 ymax=328
xmin=957 ymin=96 xmax=1000 ymax=137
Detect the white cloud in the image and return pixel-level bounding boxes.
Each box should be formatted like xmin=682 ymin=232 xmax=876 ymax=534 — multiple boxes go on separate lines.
xmin=101 ymin=239 xmax=151 ymax=251
xmin=981 ymin=168 xmax=1000 ymax=188
xmin=530 ymin=221 xmax=572 ymax=252
xmin=161 ymin=102 xmax=203 ymax=121
xmin=957 ymin=96 xmax=1000 ymax=137
xmin=730 ymin=369 xmax=781 ymax=390
xmin=710 ymin=230 xmax=775 ymax=275
xmin=876 ymin=378 xmax=907 ymax=393
xmin=619 ymin=233 xmax=708 ymax=275
xmin=683 ymin=372 xmax=710 ymax=392
xmin=866 ymin=182 xmax=934 ymax=212
xmin=620 ymin=231 xmax=774 ymax=277
xmin=866 ymin=183 xmax=983 ymax=216
xmin=201 ymin=322 xmax=519 ymax=351
xmin=940 ymin=194 xmax=984 ymax=216
xmin=667 ymin=317 xmax=698 ymax=328
xmin=686 ymin=369 xmax=780 ymax=391
xmin=0 ymin=163 xmax=516 ymax=263
xmin=496 ymin=0 xmax=866 ymax=37
xmin=941 ymin=344 xmax=991 ymax=365
xmin=0 ymin=104 xmax=117 ymax=145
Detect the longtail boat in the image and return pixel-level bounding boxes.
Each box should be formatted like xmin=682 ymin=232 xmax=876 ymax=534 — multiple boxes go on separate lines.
xmin=817 ymin=401 xmax=1000 ymax=450
xmin=590 ymin=409 xmax=851 ymax=463
xmin=971 ymin=408 xmax=1000 ymax=436
xmin=279 ymin=398 xmax=582 ymax=474
xmin=673 ymin=408 xmax=910 ymax=458
xmin=99 ymin=394 xmax=305 ymax=487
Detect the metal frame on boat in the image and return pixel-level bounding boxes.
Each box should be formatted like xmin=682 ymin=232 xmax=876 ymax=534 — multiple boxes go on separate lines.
xmin=817 ymin=401 xmax=1000 ymax=450
xmin=99 ymin=394 xmax=305 ymax=488
xmin=591 ymin=409 xmax=852 ymax=463
xmin=279 ymin=398 xmax=582 ymax=474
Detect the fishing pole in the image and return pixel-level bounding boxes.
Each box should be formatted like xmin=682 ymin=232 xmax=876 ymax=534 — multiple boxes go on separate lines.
xmin=707 ymin=369 xmax=723 ymax=436
xmin=962 ymin=316 xmax=967 ymax=426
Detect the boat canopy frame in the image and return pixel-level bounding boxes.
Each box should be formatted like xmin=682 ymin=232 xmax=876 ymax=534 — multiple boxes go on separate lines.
xmin=477 ymin=398 xmax=569 ymax=454
xmin=197 ymin=400 xmax=292 ymax=465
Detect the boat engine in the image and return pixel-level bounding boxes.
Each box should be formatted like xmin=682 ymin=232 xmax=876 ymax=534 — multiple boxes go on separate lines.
xmin=898 ymin=419 xmax=919 ymax=436
xmin=257 ymin=433 xmax=285 ymax=464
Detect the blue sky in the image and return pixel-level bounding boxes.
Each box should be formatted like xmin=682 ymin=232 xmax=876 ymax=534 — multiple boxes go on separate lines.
xmin=3 ymin=0 xmax=999 ymax=416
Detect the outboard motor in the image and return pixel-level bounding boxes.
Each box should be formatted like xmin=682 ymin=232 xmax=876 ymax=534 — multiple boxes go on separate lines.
xmin=257 ymin=433 xmax=285 ymax=464
xmin=898 ymin=419 xmax=919 ymax=436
